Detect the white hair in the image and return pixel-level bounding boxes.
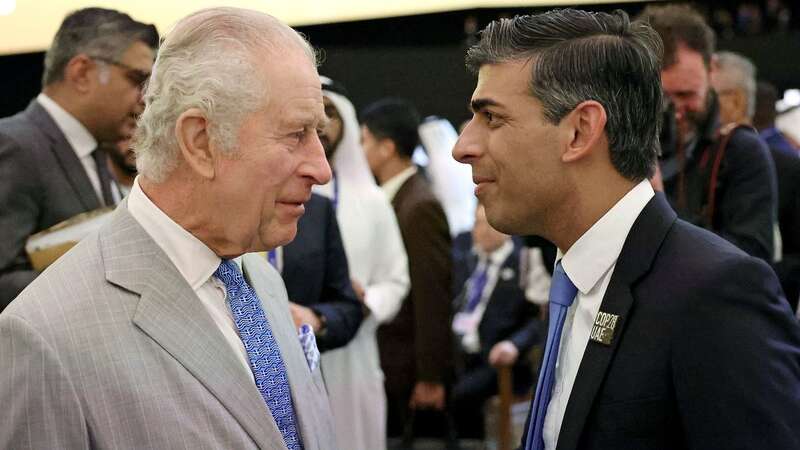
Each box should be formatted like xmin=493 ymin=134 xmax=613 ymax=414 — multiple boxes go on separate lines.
xmin=715 ymin=51 xmax=757 ymax=121
xmin=134 ymin=7 xmax=317 ymax=182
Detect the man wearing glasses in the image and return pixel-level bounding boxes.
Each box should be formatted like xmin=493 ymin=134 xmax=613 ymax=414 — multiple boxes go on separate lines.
xmin=0 ymin=8 xmax=157 ymax=309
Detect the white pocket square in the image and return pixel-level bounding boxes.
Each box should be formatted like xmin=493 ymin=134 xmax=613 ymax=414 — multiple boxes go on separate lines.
xmin=298 ymin=324 xmax=320 ymax=372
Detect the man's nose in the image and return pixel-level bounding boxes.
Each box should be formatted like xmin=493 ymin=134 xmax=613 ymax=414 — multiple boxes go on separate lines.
xmin=452 ymin=117 xmax=482 ymax=164
xmin=304 ymin=132 xmax=332 ymax=185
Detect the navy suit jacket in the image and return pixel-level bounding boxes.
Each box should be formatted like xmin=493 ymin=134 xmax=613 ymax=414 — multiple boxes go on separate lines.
xmin=453 ymin=238 xmax=542 ymax=363
xmin=453 ymin=238 xmax=542 ymax=394
xmin=280 ymin=194 xmax=363 ymax=352
xmin=522 ymin=193 xmax=800 ymax=450
xmin=768 ymin=145 xmax=800 ymax=310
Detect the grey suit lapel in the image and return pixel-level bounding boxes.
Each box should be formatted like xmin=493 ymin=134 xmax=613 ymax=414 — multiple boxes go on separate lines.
xmin=100 ymin=207 xmax=283 ymax=450
xmin=25 ymin=100 xmax=100 ymax=211
xmin=555 ymin=195 xmax=677 ymax=450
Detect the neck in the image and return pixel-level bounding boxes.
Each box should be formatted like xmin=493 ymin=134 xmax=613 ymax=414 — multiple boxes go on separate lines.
xmin=41 ymin=85 xmax=95 ymax=136
xmin=377 ymin=158 xmax=413 ymax=185
xmin=544 ymin=170 xmax=638 ymax=253
xmin=140 ymin=171 xmax=243 ymax=258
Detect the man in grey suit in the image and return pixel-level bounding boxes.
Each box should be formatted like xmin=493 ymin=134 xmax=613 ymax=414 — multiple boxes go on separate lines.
xmin=0 ymin=7 xmax=338 ymax=450
xmin=0 ymin=8 xmax=158 ymax=309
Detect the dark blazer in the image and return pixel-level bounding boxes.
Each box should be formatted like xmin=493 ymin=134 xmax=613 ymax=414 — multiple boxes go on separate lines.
xmin=769 ymin=146 xmax=800 ymax=310
xmin=662 ymin=104 xmax=777 ymax=262
xmin=0 ymin=100 xmax=105 ymax=309
xmin=452 ymin=238 xmax=542 ymax=395
xmin=378 ymin=172 xmax=453 ymax=389
xmin=522 ymin=193 xmax=800 ymax=450
xmin=281 ymin=193 xmax=363 ymax=352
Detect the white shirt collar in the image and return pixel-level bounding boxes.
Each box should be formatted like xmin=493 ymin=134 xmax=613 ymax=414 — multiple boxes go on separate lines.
xmin=37 ymin=93 xmax=97 ymax=158
xmin=474 ymin=238 xmax=514 ymax=267
xmin=381 ymin=165 xmax=418 ymax=202
xmin=127 ymin=177 xmax=221 ymax=290
xmin=559 ymin=180 xmax=655 ymax=294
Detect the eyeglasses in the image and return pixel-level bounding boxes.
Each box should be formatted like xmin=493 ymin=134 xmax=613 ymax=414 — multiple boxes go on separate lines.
xmin=92 ymin=56 xmax=151 ymax=87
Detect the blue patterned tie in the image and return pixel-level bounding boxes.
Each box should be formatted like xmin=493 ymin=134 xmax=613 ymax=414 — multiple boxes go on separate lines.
xmin=525 ymin=261 xmax=578 ymax=450
xmin=215 ymin=259 xmax=303 ymax=450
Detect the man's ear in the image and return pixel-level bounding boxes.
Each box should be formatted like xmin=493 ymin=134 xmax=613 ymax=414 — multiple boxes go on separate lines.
xmin=63 ymin=54 xmax=96 ymax=94
xmin=562 ymin=100 xmax=607 ymax=163
xmin=380 ymin=138 xmax=396 ymax=159
xmin=175 ymin=108 xmax=215 ymax=179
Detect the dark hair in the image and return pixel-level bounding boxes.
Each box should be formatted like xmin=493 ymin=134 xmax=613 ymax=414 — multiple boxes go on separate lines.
xmin=753 ymin=81 xmax=779 ymax=130
xmin=636 ymin=4 xmax=715 ymax=68
xmin=360 ymin=98 xmax=421 ymax=159
xmin=43 ymin=7 xmax=159 ymax=86
xmin=466 ymin=8 xmax=663 ymax=181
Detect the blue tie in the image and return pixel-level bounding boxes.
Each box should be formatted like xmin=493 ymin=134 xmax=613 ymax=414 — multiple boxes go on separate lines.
xmin=215 ymin=259 xmax=303 ymax=450
xmin=525 ymin=261 xmax=578 ymax=450
xmin=267 ymin=250 xmax=278 ymax=270
xmin=464 ymin=261 xmax=489 ymax=312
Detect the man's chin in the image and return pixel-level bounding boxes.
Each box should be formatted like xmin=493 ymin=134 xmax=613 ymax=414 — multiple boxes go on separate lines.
xmin=263 ymin=224 xmax=299 ymax=250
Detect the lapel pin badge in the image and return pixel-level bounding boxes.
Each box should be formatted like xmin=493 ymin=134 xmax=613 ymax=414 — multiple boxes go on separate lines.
xmin=590 ymin=311 xmax=620 ymax=346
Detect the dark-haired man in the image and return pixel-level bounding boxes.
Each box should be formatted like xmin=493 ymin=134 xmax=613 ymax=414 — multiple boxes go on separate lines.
xmin=0 ymin=8 xmax=158 ymax=308
xmin=640 ymin=4 xmax=778 ymax=263
xmin=454 ymin=8 xmax=800 ymax=450
xmin=363 ymin=98 xmax=454 ymax=438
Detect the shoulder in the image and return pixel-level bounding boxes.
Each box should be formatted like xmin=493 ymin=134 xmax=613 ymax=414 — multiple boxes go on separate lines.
xmin=1 ymin=232 xmax=118 ymax=337
xmin=0 ymin=108 xmax=46 ymax=148
xmin=724 ymin=126 xmax=771 ymax=163
xmin=398 ymin=174 xmax=444 ymax=214
xmin=0 ymin=109 xmax=52 ymax=174
xmin=646 ymin=218 xmax=781 ymax=303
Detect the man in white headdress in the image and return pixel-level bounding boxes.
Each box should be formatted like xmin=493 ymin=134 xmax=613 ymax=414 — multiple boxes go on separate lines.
xmin=316 ymin=77 xmax=411 ymax=450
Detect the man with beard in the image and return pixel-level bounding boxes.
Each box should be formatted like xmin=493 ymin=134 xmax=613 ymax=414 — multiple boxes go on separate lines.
xmin=104 ymin=135 xmax=137 ymax=202
xmin=311 ymin=77 xmax=410 ymax=450
xmin=0 ymin=8 xmax=158 ymax=309
xmin=639 ymin=4 xmax=778 ymax=262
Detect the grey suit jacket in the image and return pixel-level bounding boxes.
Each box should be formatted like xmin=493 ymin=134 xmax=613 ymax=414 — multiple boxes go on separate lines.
xmin=0 ymin=205 xmax=338 ymax=450
xmin=0 ymin=100 xmax=105 ymax=309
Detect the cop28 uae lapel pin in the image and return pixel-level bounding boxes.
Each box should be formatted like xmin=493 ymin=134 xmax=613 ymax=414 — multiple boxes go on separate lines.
xmin=590 ymin=311 xmax=620 ymax=345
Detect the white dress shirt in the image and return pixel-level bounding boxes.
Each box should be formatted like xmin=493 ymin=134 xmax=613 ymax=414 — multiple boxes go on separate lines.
xmin=542 ymin=180 xmax=654 ymax=450
xmin=381 ymin=165 xmax=418 ymax=202
xmin=36 ymin=93 xmax=105 ymax=204
xmin=455 ymin=239 xmax=514 ymax=353
xmin=127 ymin=178 xmax=254 ymax=379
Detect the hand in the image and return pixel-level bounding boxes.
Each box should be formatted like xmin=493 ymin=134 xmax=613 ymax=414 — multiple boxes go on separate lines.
xmin=289 ymin=302 xmax=322 ymax=332
xmin=649 ymin=163 xmax=664 ymax=192
xmin=488 ymin=340 xmax=519 ymax=368
xmin=409 ymin=381 xmax=445 ymax=411
xmin=351 ymin=278 xmax=365 ymax=303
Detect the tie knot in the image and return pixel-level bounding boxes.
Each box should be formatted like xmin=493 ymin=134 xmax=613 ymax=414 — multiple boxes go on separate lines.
xmin=215 ymin=259 xmax=244 ymax=288
xmin=549 ymin=261 xmax=577 ymax=308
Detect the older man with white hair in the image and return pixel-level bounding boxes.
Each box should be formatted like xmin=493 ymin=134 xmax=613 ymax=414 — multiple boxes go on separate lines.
xmin=711 ymin=51 xmax=757 ymax=126
xmin=0 ymin=7 xmax=336 ymax=450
